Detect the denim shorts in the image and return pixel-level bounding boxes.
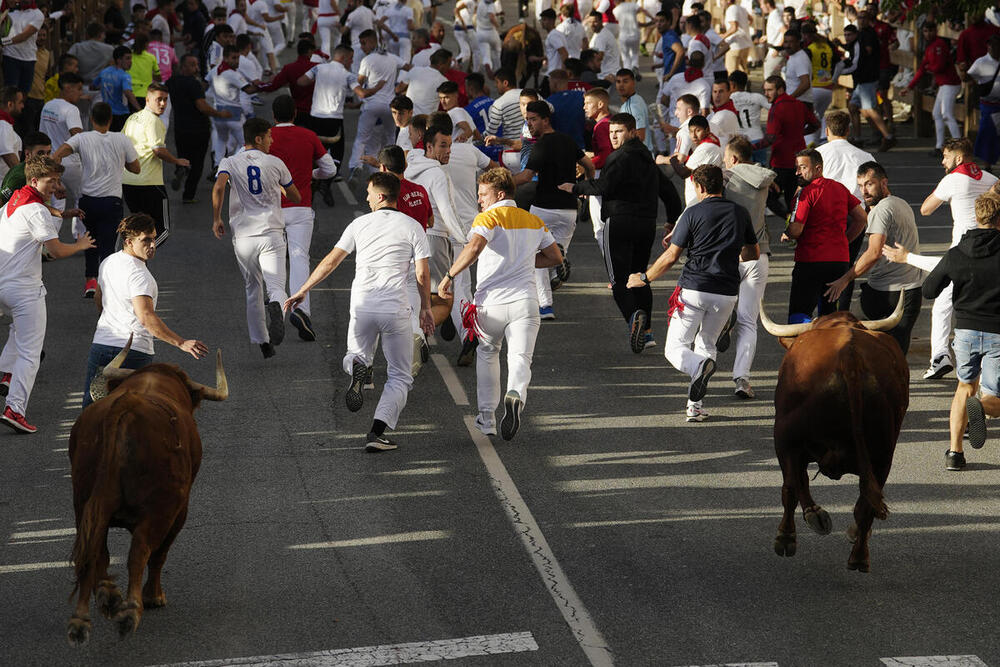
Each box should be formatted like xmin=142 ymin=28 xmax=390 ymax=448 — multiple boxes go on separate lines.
xmin=850 ymin=81 xmax=879 ymax=110
xmin=953 ymin=329 xmax=1000 ymax=395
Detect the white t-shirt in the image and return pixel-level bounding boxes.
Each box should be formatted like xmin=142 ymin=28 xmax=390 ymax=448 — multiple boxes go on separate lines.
xmin=784 ymin=49 xmax=813 ymax=104
xmin=218 ymin=149 xmax=293 ymax=237
xmin=707 ymin=108 xmax=740 ymax=146
xmin=398 ymin=66 xmax=447 ymax=115
xmin=730 ymin=91 xmax=770 ymax=142
xmin=472 ymin=200 xmax=555 ymax=306
xmin=766 ymin=10 xmax=784 ymax=54
xmin=969 ymin=53 xmax=1000 ymax=98
xmin=228 ymin=12 xmax=249 ymax=37
xmin=384 ymin=2 xmax=413 ymax=36
xmin=246 ymin=0 xmax=271 ymax=35
xmin=544 ymin=28 xmax=568 ymax=75
xmin=4 ymin=8 xmax=45 ymax=61
xmin=212 ymin=67 xmax=250 ymax=108
xmin=590 ymin=29 xmax=620 ymax=79
xmin=724 ymin=4 xmax=753 ymax=50
xmin=40 ymin=98 xmax=84 ymax=151
xmin=358 ymin=51 xmax=404 ymax=108
xmin=410 ymin=44 xmax=442 ymax=69
xmin=0 ymin=200 xmax=59 ymax=290
xmin=816 ymin=138 xmax=874 ymax=199
xmin=612 ymin=1 xmax=640 ymax=38
xmin=304 ymin=61 xmax=357 ymax=119
xmin=335 ymin=208 xmax=430 ymax=314
xmin=556 ymin=18 xmax=585 ymax=59
xmin=93 ymin=251 xmax=159 ymax=354
xmin=344 ymin=5 xmax=375 ymax=50
xmin=442 ymin=143 xmax=491 ymax=236
xmin=396 ymin=125 xmax=413 ymax=151
xmin=932 ymin=167 xmax=1000 ymax=246
xmin=664 ymin=74 xmax=711 ymax=116
xmin=0 ymin=120 xmax=23 ymax=180
xmin=683 ymin=140 xmax=724 ymax=206
xmin=447 ymin=106 xmax=476 ymax=141
xmin=475 ymin=0 xmax=499 ymax=32
xmin=66 ymin=130 xmax=139 ymax=199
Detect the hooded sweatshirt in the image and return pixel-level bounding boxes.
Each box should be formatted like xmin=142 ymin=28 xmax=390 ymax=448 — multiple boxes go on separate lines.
xmin=404 ymin=151 xmax=466 ymax=243
xmin=724 ymin=162 xmax=776 ymax=255
xmin=923 ymin=227 xmax=1000 ymax=334
xmin=571 ymin=136 xmax=682 ymax=222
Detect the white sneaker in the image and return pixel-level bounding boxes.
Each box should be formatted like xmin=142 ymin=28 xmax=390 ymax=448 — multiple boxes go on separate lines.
xmin=923 ymin=355 xmax=954 ymax=380
xmin=685 ymin=404 xmax=708 ymax=422
xmin=734 ymin=377 xmax=755 ymax=399
xmin=475 ymin=414 xmax=497 ymax=436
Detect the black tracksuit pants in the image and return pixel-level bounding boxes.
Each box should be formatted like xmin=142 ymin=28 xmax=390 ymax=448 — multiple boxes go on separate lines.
xmin=604 ymin=214 xmax=657 ymax=328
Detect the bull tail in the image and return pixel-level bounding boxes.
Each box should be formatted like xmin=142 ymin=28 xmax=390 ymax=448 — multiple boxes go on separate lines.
xmin=69 ymin=393 xmax=139 ymax=601
xmin=841 ymin=348 xmax=889 ymax=521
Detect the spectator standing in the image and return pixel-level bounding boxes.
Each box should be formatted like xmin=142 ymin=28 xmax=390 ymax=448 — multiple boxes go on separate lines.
xmin=94 ymin=47 xmax=141 ymax=131
xmin=968 ymin=35 xmax=1000 ymax=170
xmin=69 ymin=23 xmax=116 ymax=89
xmin=128 ymin=34 xmax=162 ymax=107
xmin=1 ymin=0 xmax=45 ymax=94
xmin=721 ymin=0 xmax=752 ymax=74
xmin=907 ymin=21 xmax=961 ymax=157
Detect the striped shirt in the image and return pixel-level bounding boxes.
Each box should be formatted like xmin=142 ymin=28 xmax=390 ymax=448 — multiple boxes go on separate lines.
xmin=485 ymin=88 xmax=524 ymax=141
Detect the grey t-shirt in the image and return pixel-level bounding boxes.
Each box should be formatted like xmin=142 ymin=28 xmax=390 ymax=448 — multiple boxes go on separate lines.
xmin=68 ymin=40 xmax=115 ymax=85
xmin=866 ymin=194 xmax=923 ymax=291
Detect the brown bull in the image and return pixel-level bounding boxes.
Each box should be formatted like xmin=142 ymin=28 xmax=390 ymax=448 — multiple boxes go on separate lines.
xmin=761 ymin=295 xmax=909 ymax=572
xmin=66 ymin=337 xmax=228 ymax=646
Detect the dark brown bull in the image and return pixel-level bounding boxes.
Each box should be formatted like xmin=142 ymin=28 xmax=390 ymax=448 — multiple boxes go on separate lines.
xmin=501 ymin=24 xmax=543 ymax=88
xmin=66 ymin=337 xmax=228 ymax=646
xmin=761 ymin=295 xmax=909 ymax=572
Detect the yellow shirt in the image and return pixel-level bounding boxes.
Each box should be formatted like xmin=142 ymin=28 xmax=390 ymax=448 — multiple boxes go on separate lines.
xmin=808 ymin=41 xmax=834 ymax=89
xmin=43 ymin=73 xmax=60 ymax=102
xmin=30 ymin=48 xmax=51 ymax=101
xmin=121 ymin=108 xmax=166 ymax=186
xmin=127 ymin=51 xmax=160 ymax=98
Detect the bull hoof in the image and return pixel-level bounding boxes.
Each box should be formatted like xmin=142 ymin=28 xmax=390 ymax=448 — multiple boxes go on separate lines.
xmin=773 ymin=532 xmax=797 ymax=557
xmin=114 ymin=604 xmax=141 ymax=639
xmin=66 ymin=616 xmax=92 ymax=647
xmin=96 ymin=583 xmax=123 ymax=619
xmin=143 ymin=593 xmax=167 ymax=609
xmin=804 ymin=506 xmax=832 ymax=535
xmin=847 ymin=558 xmax=871 ymax=573
xmin=847 ymin=523 xmax=859 ymax=543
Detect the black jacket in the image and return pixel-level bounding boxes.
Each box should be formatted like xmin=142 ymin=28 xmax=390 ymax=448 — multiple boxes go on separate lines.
xmin=572 ymin=137 xmax=682 ymax=223
xmin=923 ymin=227 xmax=1000 ymax=334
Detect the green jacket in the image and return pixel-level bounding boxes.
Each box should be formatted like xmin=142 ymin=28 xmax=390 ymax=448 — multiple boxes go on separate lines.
xmin=0 ymin=162 xmax=26 ymax=205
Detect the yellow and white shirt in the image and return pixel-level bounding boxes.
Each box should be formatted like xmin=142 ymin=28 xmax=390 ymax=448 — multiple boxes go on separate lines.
xmin=472 ymin=200 xmax=555 ymax=306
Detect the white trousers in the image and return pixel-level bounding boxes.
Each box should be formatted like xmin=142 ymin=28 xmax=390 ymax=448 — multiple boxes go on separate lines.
xmin=450 ymin=238 xmax=473 ymax=340
xmin=732 ymin=254 xmax=769 ymax=381
xmin=474 ymin=298 xmax=541 ymax=426
xmin=530 ymin=205 xmax=576 ymax=308
xmin=933 ymin=84 xmax=961 ymax=149
xmin=454 ymin=28 xmax=473 ymax=67
xmin=212 ymin=115 xmax=244 ymax=168
xmin=315 ymin=15 xmax=339 ymax=56
xmin=764 ymin=51 xmax=783 ymax=80
xmin=664 ymin=287 xmax=737 ymax=406
xmin=475 ymin=29 xmax=501 ymax=72
xmin=931 ymin=282 xmax=954 ymax=361
xmin=284 ymin=207 xmax=315 ymax=316
xmin=233 ymin=231 xmax=288 ymax=344
xmin=349 ymin=103 xmax=394 ymax=170
xmin=388 ymin=36 xmax=411 ymax=63
xmin=344 ymin=308 xmax=413 ymax=429
xmin=589 ymin=195 xmax=605 ymax=258
xmin=619 ymin=32 xmax=640 ymax=70
xmin=0 ymin=285 xmax=46 ymax=415
xmin=807 ymin=87 xmax=833 ymax=145
xmin=268 ymin=20 xmax=286 ymax=56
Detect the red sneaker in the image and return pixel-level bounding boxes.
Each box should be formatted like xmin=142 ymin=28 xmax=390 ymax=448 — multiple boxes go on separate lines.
xmin=83 ymin=279 xmax=97 ymax=299
xmin=2 ymin=406 xmax=37 ymax=434
xmin=0 ymin=372 xmax=10 ymax=396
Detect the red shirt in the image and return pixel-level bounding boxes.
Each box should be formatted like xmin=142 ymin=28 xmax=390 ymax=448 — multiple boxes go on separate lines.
xmin=590 ymin=115 xmax=612 ymax=170
xmin=398 ymin=177 xmax=432 ymax=229
xmin=792 ymin=177 xmax=860 ymax=263
xmin=257 ymin=55 xmax=317 ymax=114
xmin=269 ymin=123 xmax=328 ymax=207
xmin=910 ymin=36 xmax=960 ymax=88
xmin=957 ymin=21 xmax=1000 ymax=66
xmin=444 ymin=69 xmax=469 ymax=106
xmin=765 ymin=93 xmax=818 ymax=169
xmin=567 ymin=80 xmax=592 ymax=91
xmin=871 ymin=19 xmax=896 ymax=69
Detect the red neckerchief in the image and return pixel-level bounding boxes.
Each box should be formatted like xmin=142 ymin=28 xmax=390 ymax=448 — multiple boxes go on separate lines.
xmin=217 ymin=61 xmax=233 ymax=75
xmin=3 ymin=1 xmax=39 ymax=10
xmin=952 ymin=161 xmax=984 ymax=180
xmin=0 ymin=110 xmax=14 ymax=126
xmin=414 ymin=141 xmax=424 ymax=150
xmin=684 ymin=68 xmax=703 ymax=82
xmin=6 ymin=186 xmax=45 ymax=218
xmin=713 ymin=100 xmax=737 ymax=114
xmin=694 ymin=33 xmax=711 ymax=49
xmin=460 ymin=301 xmax=481 ymax=342
xmin=700 ymin=133 xmax=721 ymax=146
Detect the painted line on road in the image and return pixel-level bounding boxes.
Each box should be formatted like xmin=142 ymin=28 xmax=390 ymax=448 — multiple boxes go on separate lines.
xmin=881 ymin=657 xmax=989 ymax=667
xmin=463 ymin=416 xmax=615 ymax=667
xmin=148 ymin=631 xmax=538 ymax=666
xmin=670 ymin=663 xmax=777 ymax=666
xmin=0 ymin=557 xmax=120 ymax=574
xmin=287 ymin=530 xmax=451 ymax=550
xmin=336 ymin=180 xmax=358 ymax=206
xmin=430 ymin=354 xmax=469 ymax=406
xmin=10 ymin=527 xmax=75 ymax=539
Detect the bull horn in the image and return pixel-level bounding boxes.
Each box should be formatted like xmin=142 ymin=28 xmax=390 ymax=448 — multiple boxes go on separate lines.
xmin=88 ymin=335 xmax=137 ymax=403
xmin=186 ymin=349 xmax=229 ymax=401
xmin=860 ymin=290 xmax=905 ymax=331
xmin=106 ymin=333 xmax=134 ymax=369
xmin=758 ymin=299 xmax=814 ymax=338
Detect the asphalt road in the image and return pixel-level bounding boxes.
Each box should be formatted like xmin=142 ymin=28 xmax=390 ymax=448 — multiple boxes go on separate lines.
xmin=3 ymin=9 xmax=1000 ymax=667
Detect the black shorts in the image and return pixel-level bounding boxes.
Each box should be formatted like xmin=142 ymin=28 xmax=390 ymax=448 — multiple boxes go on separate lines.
xmin=878 ymin=65 xmax=898 ymax=91
xmin=310 ymin=117 xmax=343 ymax=143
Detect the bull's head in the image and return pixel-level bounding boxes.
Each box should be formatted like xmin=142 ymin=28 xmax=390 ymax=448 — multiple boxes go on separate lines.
xmin=759 ymin=291 xmax=905 ymax=349
xmin=88 ymin=334 xmax=229 ymax=403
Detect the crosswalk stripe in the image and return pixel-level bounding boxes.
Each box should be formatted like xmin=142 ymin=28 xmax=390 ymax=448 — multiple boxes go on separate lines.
xmin=881 ymin=657 xmax=989 ymax=666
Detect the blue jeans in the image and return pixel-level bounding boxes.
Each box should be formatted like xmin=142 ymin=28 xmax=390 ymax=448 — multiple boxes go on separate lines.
xmin=2 ymin=56 xmax=35 ymax=94
xmin=79 ymin=195 xmax=124 ymax=278
xmin=83 ymin=343 xmax=153 ymax=408
xmin=953 ymin=329 xmax=1000 ymax=396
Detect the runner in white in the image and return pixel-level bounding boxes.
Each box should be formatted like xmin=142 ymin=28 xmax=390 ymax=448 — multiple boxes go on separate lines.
xmin=589 ymin=12 xmax=620 ymax=83
xmin=211 ymin=45 xmax=260 ymax=168
xmin=341 ymin=0 xmax=375 ymax=72
xmin=377 ymin=0 xmax=414 ymax=63
xmin=438 ymin=167 xmax=563 ymax=440
xmin=0 ymin=156 xmax=94 ymax=433
xmin=474 ymin=0 xmax=502 ymax=78
xmin=285 ymin=172 xmax=434 ymax=453
xmin=211 ymin=118 xmax=302 ymax=358
xmin=349 ymin=29 xmax=403 ymax=171
xmin=314 ymin=0 xmax=340 ymax=56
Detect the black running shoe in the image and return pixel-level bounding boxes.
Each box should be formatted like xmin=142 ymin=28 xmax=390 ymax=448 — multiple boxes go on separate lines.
xmin=945 ymin=449 xmax=966 ymax=471
xmin=689 ymin=358 xmax=716 ymax=402
xmin=266 ymin=301 xmax=285 ymax=345
xmin=289 ymin=308 xmax=316 ymax=341
xmin=440 ymin=316 xmax=457 ymax=341
xmin=629 ymin=310 xmax=648 ymax=354
xmin=345 ymin=359 xmax=366 ymax=412
xmin=365 ymin=432 xmax=398 ymax=452
xmin=967 ymin=397 xmax=987 ymax=449
xmin=260 ymin=342 xmax=276 ymax=359
xmin=500 ymin=390 xmax=523 ymax=441
xmin=457 ymin=337 xmax=478 ymax=366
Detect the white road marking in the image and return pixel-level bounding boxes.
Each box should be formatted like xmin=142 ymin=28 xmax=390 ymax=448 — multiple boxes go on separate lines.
xmin=430 ymin=354 xmax=469 ymax=406
xmin=9 ymin=527 xmax=75 ymax=539
xmin=463 ymin=416 xmax=615 ymax=667
xmin=14 ymin=518 xmax=61 ymax=525
xmin=287 ymin=530 xmax=451 ymax=550
xmin=148 ymin=631 xmax=538 ymax=666
xmin=0 ymin=557 xmax=120 ymax=574
xmin=670 ymin=663 xmax=778 ymax=667
xmin=336 ymin=180 xmax=358 ymax=206
xmin=881 ymin=657 xmax=989 ymax=667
